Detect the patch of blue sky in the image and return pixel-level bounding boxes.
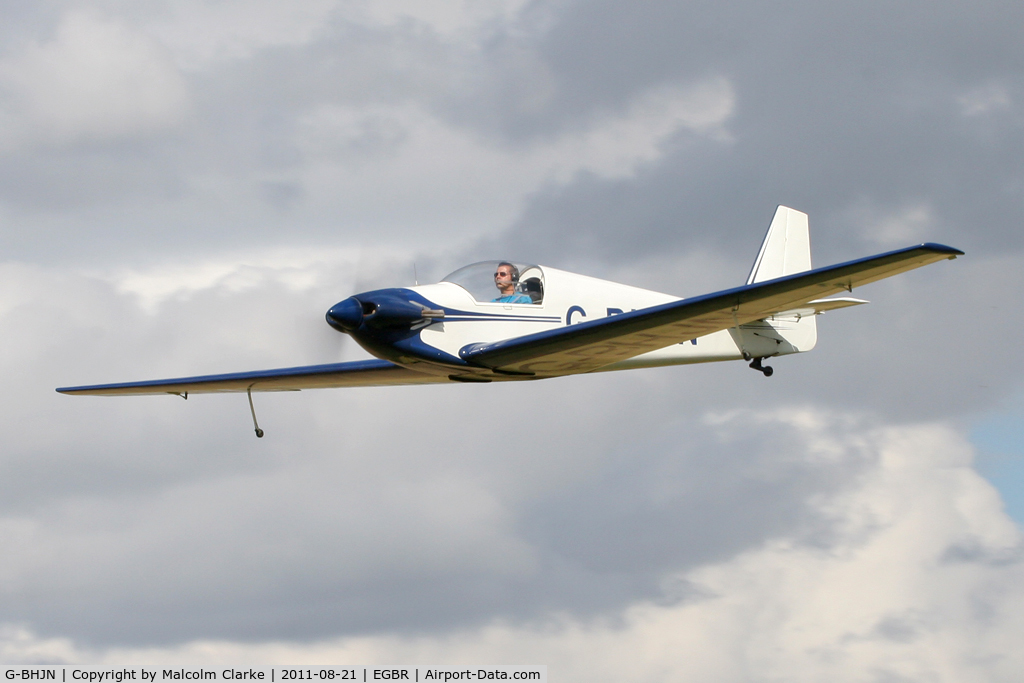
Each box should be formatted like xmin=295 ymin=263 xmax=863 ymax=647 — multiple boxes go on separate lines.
xmin=971 ymin=392 xmax=1024 ymax=526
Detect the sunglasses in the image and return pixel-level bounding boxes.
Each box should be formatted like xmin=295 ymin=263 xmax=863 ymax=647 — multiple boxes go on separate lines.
xmin=494 ymin=271 xmax=512 ymax=278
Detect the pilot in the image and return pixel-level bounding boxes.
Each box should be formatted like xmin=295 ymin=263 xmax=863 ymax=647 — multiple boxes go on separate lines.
xmin=492 ymin=262 xmax=533 ymax=303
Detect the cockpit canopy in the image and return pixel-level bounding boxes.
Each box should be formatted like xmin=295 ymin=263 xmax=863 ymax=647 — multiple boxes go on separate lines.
xmin=441 ymin=261 xmax=544 ymax=304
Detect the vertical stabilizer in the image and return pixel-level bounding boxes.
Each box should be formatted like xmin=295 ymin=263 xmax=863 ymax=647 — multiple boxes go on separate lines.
xmin=737 ymin=206 xmax=817 ymax=358
xmin=746 ymin=206 xmax=811 ymax=284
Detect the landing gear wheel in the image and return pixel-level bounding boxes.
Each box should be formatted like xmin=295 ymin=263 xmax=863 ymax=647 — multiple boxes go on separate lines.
xmin=748 ymin=357 xmax=774 ymax=377
xmin=255 ymin=428 xmax=265 ymax=438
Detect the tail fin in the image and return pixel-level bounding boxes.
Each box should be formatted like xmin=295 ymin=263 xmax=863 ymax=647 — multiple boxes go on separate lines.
xmin=746 ymin=206 xmax=811 ymax=284
xmin=735 ymin=206 xmax=817 ymax=357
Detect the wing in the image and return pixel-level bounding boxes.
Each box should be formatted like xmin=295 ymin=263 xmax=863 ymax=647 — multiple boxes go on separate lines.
xmin=57 ymin=359 xmax=446 ymax=396
xmin=461 ymin=243 xmax=962 ymax=376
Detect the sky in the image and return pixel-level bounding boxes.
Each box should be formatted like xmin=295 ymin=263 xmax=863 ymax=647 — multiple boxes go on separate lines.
xmin=1 ymin=0 xmax=1023 ymax=679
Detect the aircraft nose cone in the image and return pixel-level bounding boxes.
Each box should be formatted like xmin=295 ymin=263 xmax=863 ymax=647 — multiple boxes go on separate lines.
xmin=326 ymin=297 xmax=363 ymax=331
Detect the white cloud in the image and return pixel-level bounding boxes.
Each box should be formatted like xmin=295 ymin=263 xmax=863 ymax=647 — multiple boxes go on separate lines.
xmin=139 ymin=0 xmax=539 ymax=71
xmin=136 ymin=0 xmax=338 ymax=70
xmin=0 ymin=12 xmax=190 ymax=150
xmin=294 ymin=79 xmax=734 ymax=182
xmin=104 ymin=246 xmax=384 ymax=313
xmin=358 ymin=0 xmax=538 ymax=38
xmin=0 ymin=1 xmax=1018 ymax=671
xmin=840 ymin=200 xmax=935 ymax=247
xmin=286 ymin=78 xmax=734 ymax=240
xmin=958 ymin=82 xmax=1012 ymax=118
xmin=524 ymin=78 xmax=735 ymax=183
xmin=2 ymin=413 xmax=1020 ymax=681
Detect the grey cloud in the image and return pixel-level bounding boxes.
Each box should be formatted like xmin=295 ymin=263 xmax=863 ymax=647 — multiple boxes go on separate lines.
xmin=941 ymin=537 xmax=1024 ymax=566
xmin=0 ymin=267 xmax=882 ymax=647
xmin=2 ymin=0 xmax=1022 ymax=266
xmin=461 ymin=0 xmax=1024 ymax=425
xmin=872 ymin=613 xmax=927 ymax=644
xmin=0 ymin=13 xmax=464 ymax=263
xmin=0 ymin=0 xmax=1021 ymax=662
xmin=484 ymin=0 xmax=1024 ymax=266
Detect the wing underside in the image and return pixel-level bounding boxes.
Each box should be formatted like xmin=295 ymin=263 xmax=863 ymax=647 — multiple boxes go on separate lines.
xmin=461 ymin=243 xmax=962 ymax=376
xmin=56 ymin=359 xmax=446 ymax=396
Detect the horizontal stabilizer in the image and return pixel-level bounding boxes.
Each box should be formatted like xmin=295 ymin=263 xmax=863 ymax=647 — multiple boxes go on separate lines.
xmin=802 ymin=297 xmax=869 ymax=313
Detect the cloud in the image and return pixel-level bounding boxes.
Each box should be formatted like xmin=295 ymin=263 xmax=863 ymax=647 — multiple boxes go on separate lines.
xmin=137 ymin=0 xmax=538 ymax=71
xmin=0 ymin=0 xmax=1020 ymax=675
xmin=483 ymin=0 xmax=1024 ymax=270
xmin=268 ymin=77 xmax=733 ymax=249
xmin=3 ymin=413 xmax=1021 ymax=681
xmin=138 ymin=0 xmax=339 ymax=70
xmin=530 ymin=78 xmax=734 ymax=183
xmin=958 ymin=82 xmax=1012 ymax=118
xmin=358 ymin=0 xmax=537 ymax=38
xmin=105 ymin=246 xmax=376 ymax=313
xmin=0 ymin=249 xmax=1009 ymax=652
xmin=0 ymin=12 xmax=190 ymax=150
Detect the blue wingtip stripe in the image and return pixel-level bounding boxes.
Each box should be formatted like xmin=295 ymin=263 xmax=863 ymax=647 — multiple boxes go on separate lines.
xmin=57 ymin=358 xmax=400 ymax=393
xmin=919 ymin=242 xmax=964 ymax=256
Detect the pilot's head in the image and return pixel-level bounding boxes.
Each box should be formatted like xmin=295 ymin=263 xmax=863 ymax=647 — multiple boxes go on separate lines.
xmin=494 ymin=262 xmax=519 ymax=295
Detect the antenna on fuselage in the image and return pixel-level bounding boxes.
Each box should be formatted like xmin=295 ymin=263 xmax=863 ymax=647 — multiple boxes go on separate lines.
xmin=413 ymin=262 xmax=419 ymax=286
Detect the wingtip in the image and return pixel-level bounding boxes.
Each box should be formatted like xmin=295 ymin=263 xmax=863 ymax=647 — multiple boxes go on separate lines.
xmin=920 ymin=242 xmax=965 ymax=256
xmin=56 ymin=387 xmax=92 ymax=395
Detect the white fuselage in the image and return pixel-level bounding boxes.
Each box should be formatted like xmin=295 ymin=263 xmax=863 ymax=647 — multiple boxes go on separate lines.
xmin=408 ymin=265 xmax=815 ymax=375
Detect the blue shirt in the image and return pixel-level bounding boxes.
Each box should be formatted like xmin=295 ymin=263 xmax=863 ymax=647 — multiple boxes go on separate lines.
xmin=492 ymin=293 xmax=534 ymax=304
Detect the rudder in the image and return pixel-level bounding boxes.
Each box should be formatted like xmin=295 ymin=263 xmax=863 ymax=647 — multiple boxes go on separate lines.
xmin=746 ymin=206 xmax=811 ymax=284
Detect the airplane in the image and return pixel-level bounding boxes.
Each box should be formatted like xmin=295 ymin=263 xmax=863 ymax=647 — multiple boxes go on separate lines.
xmin=57 ymin=206 xmax=963 ymax=438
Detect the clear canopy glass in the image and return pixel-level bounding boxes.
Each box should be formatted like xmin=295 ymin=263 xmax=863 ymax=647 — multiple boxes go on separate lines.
xmin=441 ymin=261 xmax=544 ymax=304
